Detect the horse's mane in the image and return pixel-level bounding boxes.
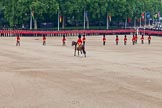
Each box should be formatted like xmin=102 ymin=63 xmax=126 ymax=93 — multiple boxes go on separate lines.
xmin=72 ymin=41 xmax=77 ymax=44
xmin=72 ymin=41 xmax=77 ymax=46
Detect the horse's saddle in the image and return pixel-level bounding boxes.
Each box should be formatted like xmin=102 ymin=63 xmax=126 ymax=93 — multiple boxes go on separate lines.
xmin=77 ymin=44 xmax=82 ymax=50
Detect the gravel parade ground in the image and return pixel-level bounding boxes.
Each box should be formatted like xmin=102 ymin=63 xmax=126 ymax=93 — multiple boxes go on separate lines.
xmin=0 ymin=35 xmax=162 ymax=108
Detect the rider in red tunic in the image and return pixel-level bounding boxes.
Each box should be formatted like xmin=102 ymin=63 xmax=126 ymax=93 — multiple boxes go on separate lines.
xmin=77 ymin=34 xmax=82 ymax=47
xmin=77 ymin=38 xmax=82 ymax=45
xmin=103 ymin=34 xmax=106 ymax=46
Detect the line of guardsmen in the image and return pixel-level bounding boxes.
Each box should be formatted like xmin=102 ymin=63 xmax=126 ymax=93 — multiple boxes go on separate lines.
xmin=16 ymin=34 xmax=86 ymax=47
xmin=15 ymin=34 xmax=151 ymax=46
xmin=102 ymin=34 xmax=151 ymax=46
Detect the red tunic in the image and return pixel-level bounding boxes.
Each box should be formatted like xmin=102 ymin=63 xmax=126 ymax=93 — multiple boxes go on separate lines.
xmin=103 ymin=37 xmax=106 ymax=41
xmin=116 ymin=37 xmax=119 ymax=42
xmin=82 ymin=37 xmax=86 ymax=42
xmin=124 ymin=37 xmax=127 ymax=42
xmin=141 ymin=36 xmax=144 ymax=40
xmin=77 ymin=38 xmax=82 ymax=44
xmin=135 ymin=36 xmax=138 ymax=41
xmin=16 ymin=36 xmax=20 ymax=41
xmin=43 ymin=36 xmax=46 ymax=41
xmin=62 ymin=37 xmax=66 ymax=42
xmin=132 ymin=37 xmax=135 ymax=41
xmin=148 ymin=36 xmax=151 ymax=40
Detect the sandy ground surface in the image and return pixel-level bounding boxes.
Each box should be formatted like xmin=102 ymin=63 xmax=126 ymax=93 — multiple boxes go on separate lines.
xmin=0 ymin=35 xmax=162 ymax=108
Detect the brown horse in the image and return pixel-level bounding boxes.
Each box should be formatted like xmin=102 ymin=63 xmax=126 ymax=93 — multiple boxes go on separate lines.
xmin=71 ymin=41 xmax=86 ymax=57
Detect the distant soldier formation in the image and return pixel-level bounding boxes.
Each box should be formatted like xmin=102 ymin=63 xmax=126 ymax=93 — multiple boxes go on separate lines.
xmin=16 ymin=33 xmax=152 ymax=47
xmin=101 ymin=34 xmax=151 ymax=46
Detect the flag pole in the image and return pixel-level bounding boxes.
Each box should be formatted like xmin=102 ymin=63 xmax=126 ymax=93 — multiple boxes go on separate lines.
xmin=107 ymin=13 xmax=109 ymax=29
xmin=30 ymin=11 xmax=32 ymax=30
xmin=153 ymin=15 xmax=154 ymax=25
xmin=140 ymin=17 xmax=141 ymax=27
xmin=84 ymin=8 xmax=85 ymax=30
xmin=144 ymin=12 xmax=146 ymax=27
xmin=125 ymin=17 xmax=127 ymax=29
xmin=134 ymin=18 xmax=136 ymax=28
xmin=58 ymin=9 xmax=60 ymax=31
xmin=87 ymin=16 xmax=89 ymax=29
xmin=158 ymin=11 xmax=160 ymax=23
xmin=149 ymin=18 xmax=150 ymax=27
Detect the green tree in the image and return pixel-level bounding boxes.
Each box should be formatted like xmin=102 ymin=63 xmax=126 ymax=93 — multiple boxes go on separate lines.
xmin=1 ymin=0 xmax=162 ymax=29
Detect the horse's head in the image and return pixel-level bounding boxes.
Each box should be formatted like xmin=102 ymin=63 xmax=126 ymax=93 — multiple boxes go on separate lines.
xmin=72 ymin=41 xmax=76 ymax=46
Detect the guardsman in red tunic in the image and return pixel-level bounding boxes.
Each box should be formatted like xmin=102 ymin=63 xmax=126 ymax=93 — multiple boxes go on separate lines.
xmin=132 ymin=35 xmax=135 ymax=45
xmin=115 ymin=35 xmax=119 ymax=45
xmin=82 ymin=34 xmax=86 ymax=46
xmin=62 ymin=35 xmax=66 ymax=46
xmin=103 ymin=34 xmax=106 ymax=46
xmin=148 ymin=35 xmax=151 ymax=45
xmin=16 ymin=35 xmax=20 ymax=46
xmin=42 ymin=34 xmax=46 ymax=46
xmin=77 ymin=34 xmax=82 ymax=48
xmin=124 ymin=35 xmax=127 ymax=45
xmin=141 ymin=35 xmax=144 ymax=44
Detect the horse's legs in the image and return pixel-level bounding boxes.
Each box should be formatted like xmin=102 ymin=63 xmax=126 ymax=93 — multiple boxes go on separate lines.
xmin=78 ymin=50 xmax=79 ymax=56
xmin=74 ymin=46 xmax=76 ymax=56
xmin=74 ymin=51 xmax=76 ymax=56
xmin=74 ymin=49 xmax=76 ymax=56
xmin=80 ymin=50 xmax=83 ymax=57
